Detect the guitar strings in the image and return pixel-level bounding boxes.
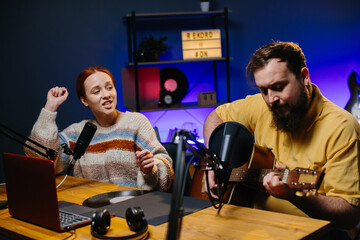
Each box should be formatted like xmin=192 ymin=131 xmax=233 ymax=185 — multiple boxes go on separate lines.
xmin=226 ymin=183 xmax=238 ymax=204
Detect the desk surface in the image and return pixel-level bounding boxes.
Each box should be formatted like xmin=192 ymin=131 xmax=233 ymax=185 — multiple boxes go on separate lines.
xmin=0 ymin=176 xmax=330 ymax=239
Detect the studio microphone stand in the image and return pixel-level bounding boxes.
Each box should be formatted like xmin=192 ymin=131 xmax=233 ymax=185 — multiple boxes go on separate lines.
xmin=166 ymin=130 xmax=220 ymax=240
xmin=166 ymin=130 xmax=186 ymax=240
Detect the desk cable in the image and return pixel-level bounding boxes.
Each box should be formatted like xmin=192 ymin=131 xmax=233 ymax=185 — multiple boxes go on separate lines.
xmin=56 ymin=174 xmax=68 ymax=188
xmin=63 ymin=226 xmax=76 ymax=239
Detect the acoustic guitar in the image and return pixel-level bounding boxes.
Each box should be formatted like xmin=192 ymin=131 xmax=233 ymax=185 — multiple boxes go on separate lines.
xmin=189 ymin=144 xmax=325 ymax=207
xmin=345 ymin=71 xmax=360 ymax=122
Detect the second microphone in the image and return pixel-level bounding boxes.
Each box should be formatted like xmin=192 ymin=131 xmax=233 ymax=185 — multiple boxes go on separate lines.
xmin=66 ymin=122 xmax=97 ymax=175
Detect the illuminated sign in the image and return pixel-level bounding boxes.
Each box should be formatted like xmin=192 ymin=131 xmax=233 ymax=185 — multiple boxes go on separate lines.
xmin=181 ymin=29 xmax=222 ymax=60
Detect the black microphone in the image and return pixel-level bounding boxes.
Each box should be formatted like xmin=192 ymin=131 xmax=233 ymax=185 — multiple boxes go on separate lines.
xmin=209 ymin=122 xmax=254 ymax=195
xmin=217 ymin=122 xmax=241 ymax=188
xmin=67 ymin=122 xmax=97 ymax=174
xmin=219 ymin=128 xmax=236 ymax=169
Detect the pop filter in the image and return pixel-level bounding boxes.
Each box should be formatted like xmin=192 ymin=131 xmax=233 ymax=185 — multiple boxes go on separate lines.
xmin=207 ymin=121 xmax=254 ymax=211
xmin=209 ymin=121 xmax=254 ymax=170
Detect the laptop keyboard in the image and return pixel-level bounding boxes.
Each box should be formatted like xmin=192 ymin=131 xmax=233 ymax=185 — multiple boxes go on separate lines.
xmin=60 ymin=210 xmax=91 ymax=228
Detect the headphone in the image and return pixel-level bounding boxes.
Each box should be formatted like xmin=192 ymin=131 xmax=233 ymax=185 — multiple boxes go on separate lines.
xmin=91 ymin=207 xmax=149 ymax=240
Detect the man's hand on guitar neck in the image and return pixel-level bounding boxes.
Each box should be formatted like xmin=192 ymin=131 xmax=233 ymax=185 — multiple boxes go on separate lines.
xmin=204 ymin=164 xmax=299 ymax=201
xmin=263 ymin=164 xmax=296 ymax=200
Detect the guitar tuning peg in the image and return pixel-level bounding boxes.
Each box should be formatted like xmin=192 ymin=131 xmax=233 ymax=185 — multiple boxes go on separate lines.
xmin=311 ymin=189 xmax=318 ymax=196
xmin=295 ymin=191 xmax=304 ymax=197
xmin=306 ymin=191 xmax=311 ymax=197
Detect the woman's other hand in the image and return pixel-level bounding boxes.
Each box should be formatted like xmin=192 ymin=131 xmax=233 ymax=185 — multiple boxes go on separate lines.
xmin=136 ymin=149 xmax=155 ymax=174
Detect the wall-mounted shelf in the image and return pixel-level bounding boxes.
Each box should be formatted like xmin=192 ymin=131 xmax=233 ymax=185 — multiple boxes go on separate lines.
xmin=123 ymin=8 xmax=231 ymax=112
xmin=126 ymin=57 xmax=230 ymax=66
xmin=124 ymin=10 xmax=230 ymax=19
xmin=129 ymin=101 xmax=227 ymax=113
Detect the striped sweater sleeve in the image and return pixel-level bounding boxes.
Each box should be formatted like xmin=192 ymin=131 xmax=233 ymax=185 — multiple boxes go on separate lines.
xmin=24 ymin=108 xmax=69 ymax=173
xmin=130 ymin=113 xmax=174 ymax=192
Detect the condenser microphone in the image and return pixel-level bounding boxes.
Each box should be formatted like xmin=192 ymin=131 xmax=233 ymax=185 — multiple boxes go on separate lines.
xmin=219 ymin=125 xmax=238 ymax=169
xmin=216 ymin=122 xmax=241 ymax=188
xmin=67 ymin=122 xmax=97 ymax=174
xmin=209 ymin=121 xmax=254 ymax=193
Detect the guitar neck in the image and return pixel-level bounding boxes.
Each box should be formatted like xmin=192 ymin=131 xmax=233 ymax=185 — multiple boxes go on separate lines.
xmin=229 ymin=168 xmax=285 ymax=184
xmin=229 ymin=167 xmax=324 ymax=191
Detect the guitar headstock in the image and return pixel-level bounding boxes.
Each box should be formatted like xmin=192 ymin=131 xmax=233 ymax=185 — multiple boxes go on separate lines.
xmin=283 ymin=167 xmax=325 ymax=191
xmin=345 ymin=71 xmax=360 ymax=122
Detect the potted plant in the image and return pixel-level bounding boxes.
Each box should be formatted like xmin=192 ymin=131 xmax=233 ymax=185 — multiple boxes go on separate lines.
xmin=135 ymin=35 xmax=168 ymax=62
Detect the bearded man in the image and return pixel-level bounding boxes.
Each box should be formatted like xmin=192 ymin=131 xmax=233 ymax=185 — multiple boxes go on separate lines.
xmin=203 ymin=41 xmax=360 ymax=239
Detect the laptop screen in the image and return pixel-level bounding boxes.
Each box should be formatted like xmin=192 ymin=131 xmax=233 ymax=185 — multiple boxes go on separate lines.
xmin=2 ymin=152 xmax=93 ymax=231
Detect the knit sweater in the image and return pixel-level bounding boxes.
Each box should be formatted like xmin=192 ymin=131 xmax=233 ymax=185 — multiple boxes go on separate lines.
xmin=25 ymin=108 xmax=174 ymax=192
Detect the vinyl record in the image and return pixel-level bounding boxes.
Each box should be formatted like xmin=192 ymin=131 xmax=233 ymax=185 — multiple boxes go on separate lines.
xmin=159 ymin=67 xmax=189 ymax=105
xmin=82 ymin=190 xmax=151 ymax=208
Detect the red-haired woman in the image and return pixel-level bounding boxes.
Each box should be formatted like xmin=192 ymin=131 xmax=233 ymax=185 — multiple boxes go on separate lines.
xmin=26 ymin=66 xmax=174 ymax=192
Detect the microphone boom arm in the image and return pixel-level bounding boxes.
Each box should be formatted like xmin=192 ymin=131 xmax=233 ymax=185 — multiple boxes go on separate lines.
xmin=0 ymin=122 xmax=57 ymax=159
xmin=182 ymin=130 xmax=221 ymax=170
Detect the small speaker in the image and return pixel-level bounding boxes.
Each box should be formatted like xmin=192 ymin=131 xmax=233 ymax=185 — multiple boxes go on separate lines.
xmin=198 ymin=91 xmax=217 ymax=106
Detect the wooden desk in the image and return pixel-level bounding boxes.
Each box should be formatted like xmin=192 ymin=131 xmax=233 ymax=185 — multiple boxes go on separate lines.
xmin=0 ymin=176 xmax=330 ymax=239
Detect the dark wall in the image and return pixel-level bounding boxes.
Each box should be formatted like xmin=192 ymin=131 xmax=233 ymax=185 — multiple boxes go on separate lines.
xmin=1 ymin=0 xmax=359 ymax=182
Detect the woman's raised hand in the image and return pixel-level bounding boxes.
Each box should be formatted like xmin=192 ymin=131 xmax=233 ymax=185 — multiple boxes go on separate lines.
xmin=44 ymin=87 xmax=69 ymax=112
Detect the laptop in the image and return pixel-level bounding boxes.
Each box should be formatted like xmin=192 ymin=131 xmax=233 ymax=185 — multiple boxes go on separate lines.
xmin=2 ymin=152 xmax=95 ymax=232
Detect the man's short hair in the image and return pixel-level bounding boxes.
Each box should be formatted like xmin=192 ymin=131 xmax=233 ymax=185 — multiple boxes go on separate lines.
xmin=246 ymin=41 xmax=307 ymax=82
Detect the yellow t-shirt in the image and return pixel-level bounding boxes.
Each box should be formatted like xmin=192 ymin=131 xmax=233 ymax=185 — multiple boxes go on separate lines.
xmin=216 ymin=84 xmax=360 ymax=215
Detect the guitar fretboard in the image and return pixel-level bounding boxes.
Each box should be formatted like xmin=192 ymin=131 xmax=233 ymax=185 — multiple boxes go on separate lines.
xmin=229 ymin=168 xmax=288 ymax=184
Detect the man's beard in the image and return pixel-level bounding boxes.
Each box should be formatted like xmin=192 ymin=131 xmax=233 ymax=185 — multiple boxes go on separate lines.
xmin=270 ymin=86 xmax=309 ymax=133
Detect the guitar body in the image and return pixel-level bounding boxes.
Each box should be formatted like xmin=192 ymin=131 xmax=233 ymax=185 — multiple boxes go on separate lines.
xmin=225 ymin=145 xmax=275 ymax=207
xmin=345 ymin=71 xmax=360 ymax=122
xmin=189 ymin=144 xmax=275 ymax=207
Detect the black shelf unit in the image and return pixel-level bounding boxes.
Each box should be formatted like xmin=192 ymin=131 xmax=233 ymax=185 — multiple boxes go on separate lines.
xmin=123 ymin=8 xmax=231 ymax=112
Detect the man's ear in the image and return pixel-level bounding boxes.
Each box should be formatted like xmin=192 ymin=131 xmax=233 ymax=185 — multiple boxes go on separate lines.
xmin=301 ymin=67 xmax=310 ymax=86
xmin=80 ymin=96 xmax=89 ymax=107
